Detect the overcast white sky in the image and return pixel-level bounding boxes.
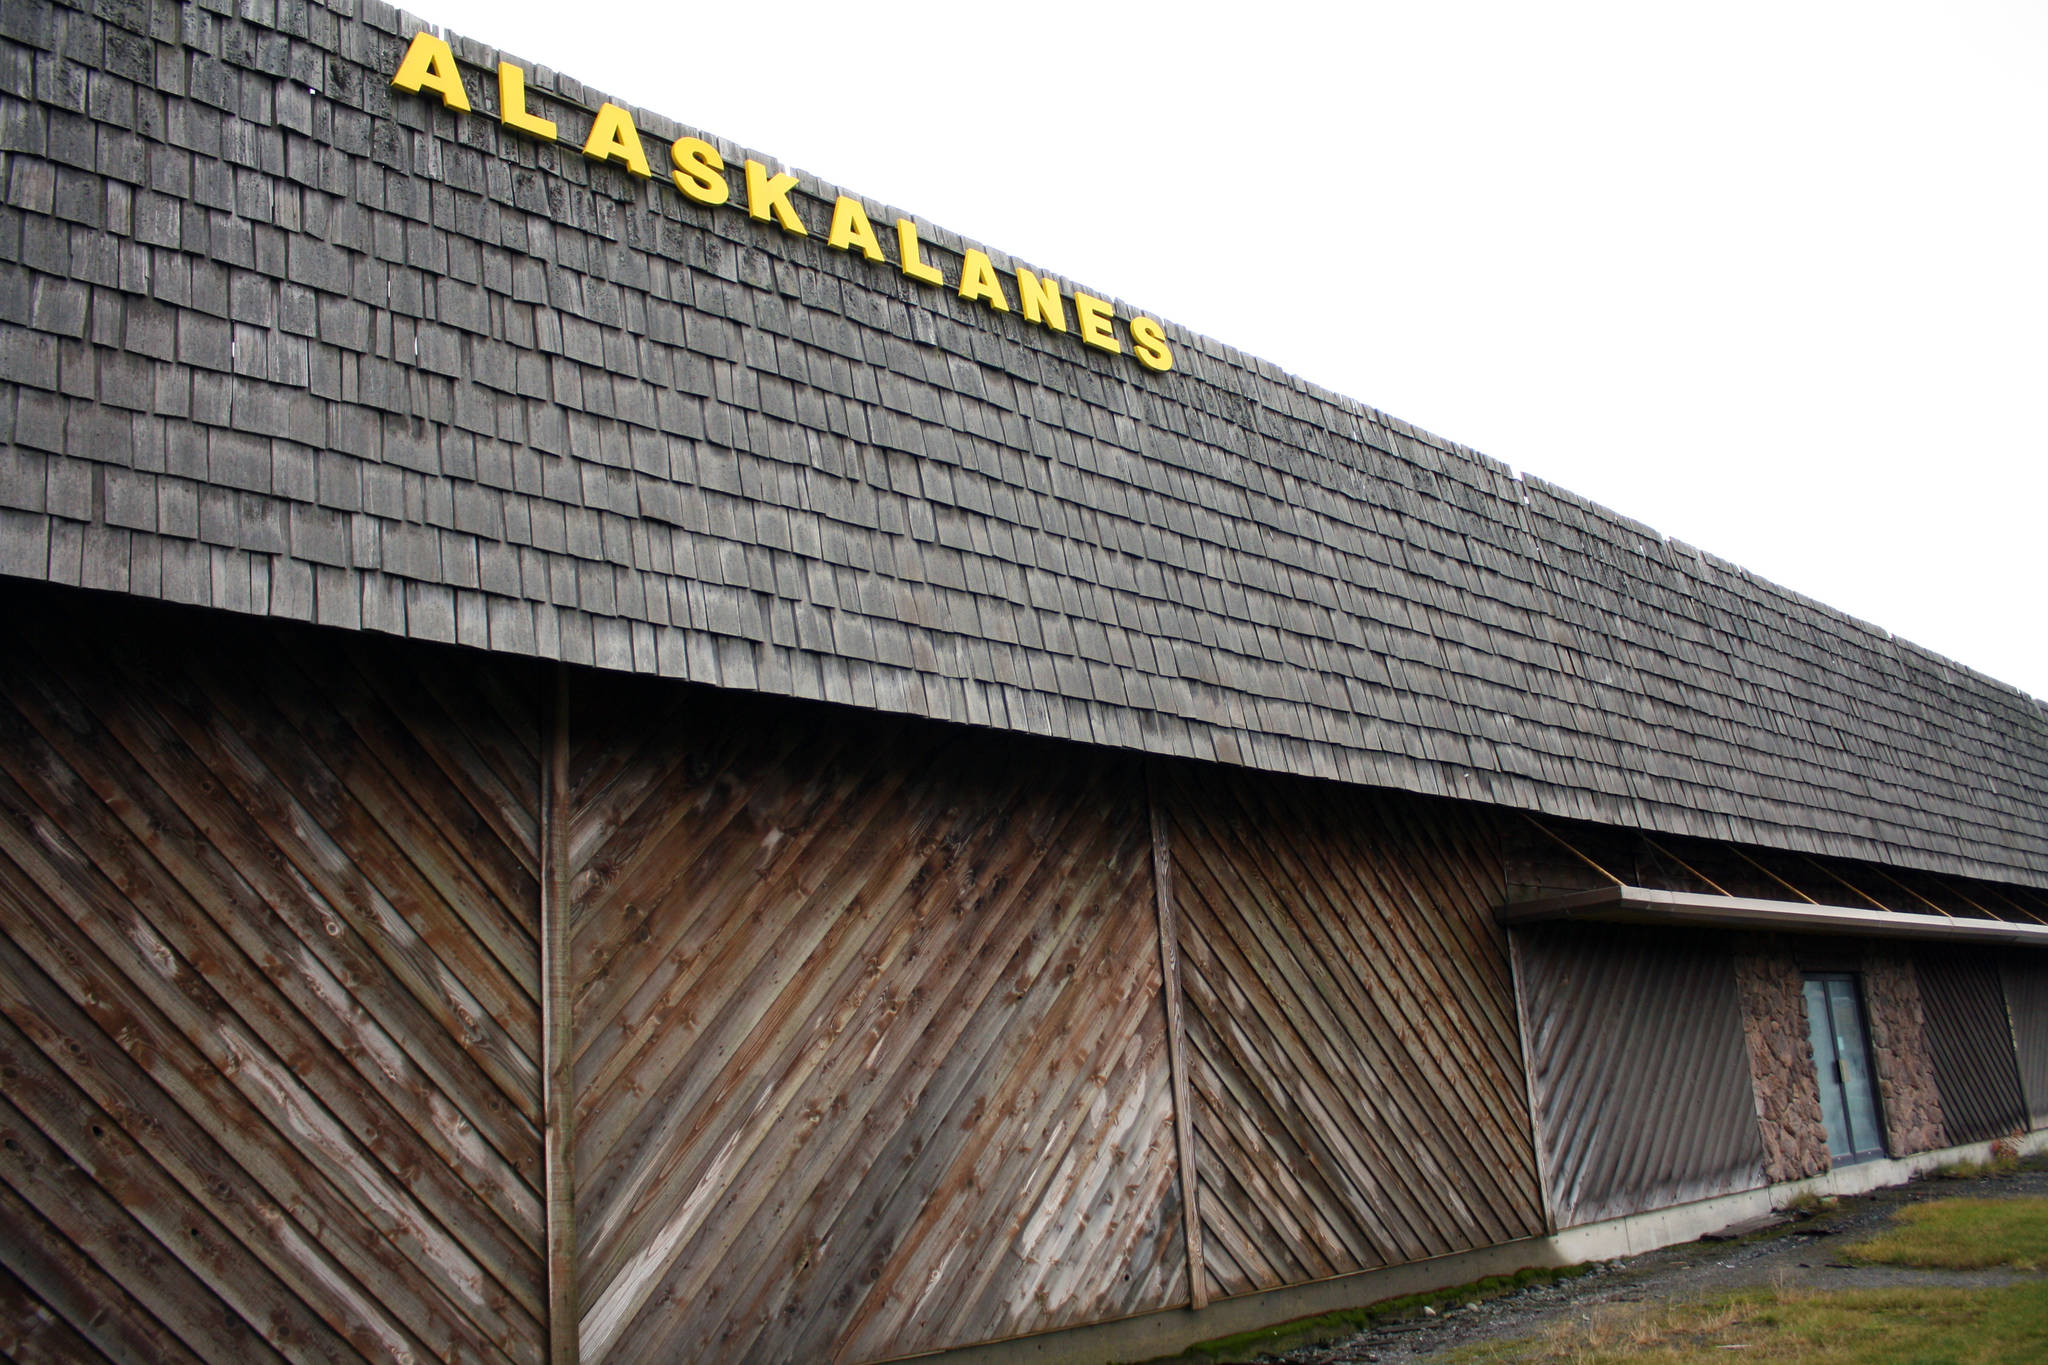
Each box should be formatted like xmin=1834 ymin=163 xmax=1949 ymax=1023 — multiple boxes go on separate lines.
xmin=410 ymin=0 xmax=2048 ymax=703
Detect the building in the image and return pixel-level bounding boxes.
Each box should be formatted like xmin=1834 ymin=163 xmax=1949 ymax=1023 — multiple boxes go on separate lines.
xmin=2 ymin=1 xmax=2046 ymax=1361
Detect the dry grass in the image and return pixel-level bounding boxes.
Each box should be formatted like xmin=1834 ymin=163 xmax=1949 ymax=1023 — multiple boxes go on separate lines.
xmin=1936 ymin=1137 xmax=2027 ymax=1180
xmin=1452 ymin=1294 xmax=1767 ymax=1363
xmin=1449 ymin=1281 xmax=2048 ymax=1363
xmin=1450 ymin=1197 xmax=2048 ymax=1363
xmin=1777 ymin=1189 xmax=1830 ymax=1216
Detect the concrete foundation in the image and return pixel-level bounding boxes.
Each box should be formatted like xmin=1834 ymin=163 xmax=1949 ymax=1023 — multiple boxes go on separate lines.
xmin=910 ymin=1128 xmax=2048 ymax=1365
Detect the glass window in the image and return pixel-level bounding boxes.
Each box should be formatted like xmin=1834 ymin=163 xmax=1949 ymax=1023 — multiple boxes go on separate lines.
xmin=1802 ymin=973 xmax=1887 ymax=1162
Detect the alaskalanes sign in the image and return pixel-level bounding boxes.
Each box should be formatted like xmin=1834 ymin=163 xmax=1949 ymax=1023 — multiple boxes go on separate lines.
xmin=392 ymin=31 xmax=1176 ymax=373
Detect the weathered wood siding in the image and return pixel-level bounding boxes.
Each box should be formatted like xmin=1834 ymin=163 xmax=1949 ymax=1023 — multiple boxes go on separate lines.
xmin=1515 ymin=924 xmax=1765 ymax=1229
xmin=564 ymin=675 xmax=1186 ymax=1362
xmin=10 ymin=0 xmax=2048 ymax=897
xmin=0 ymin=592 xmax=546 ymax=1363
xmin=1160 ymin=764 xmax=1543 ymax=1299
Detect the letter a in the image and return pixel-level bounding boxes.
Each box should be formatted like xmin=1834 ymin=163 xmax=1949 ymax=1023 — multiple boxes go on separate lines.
xmin=583 ymin=103 xmax=652 ymax=178
xmin=392 ymin=32 xmax=471 ymax=112
xmin=958 ymin=250 xmax=1009 ymax=311
xmin=828 ymin=196 xmax=884 ymax=261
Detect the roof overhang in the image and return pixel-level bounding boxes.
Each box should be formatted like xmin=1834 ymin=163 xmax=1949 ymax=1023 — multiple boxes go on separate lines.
xmin=1496 ymin=885 xmax=2048 ymax=947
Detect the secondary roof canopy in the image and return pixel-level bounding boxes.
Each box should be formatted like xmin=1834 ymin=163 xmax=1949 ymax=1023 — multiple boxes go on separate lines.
xmin=1497 ymin=885 xmax=2048 ymax=947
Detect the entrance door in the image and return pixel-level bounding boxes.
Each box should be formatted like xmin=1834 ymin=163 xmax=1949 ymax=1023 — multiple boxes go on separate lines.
xmin=1803 ymin=973 xmax=1888 ymax=1162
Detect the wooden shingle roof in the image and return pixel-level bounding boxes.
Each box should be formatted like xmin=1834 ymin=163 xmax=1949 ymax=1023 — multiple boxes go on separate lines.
xmin=2 ymin=0 xmax=2044 ymax=886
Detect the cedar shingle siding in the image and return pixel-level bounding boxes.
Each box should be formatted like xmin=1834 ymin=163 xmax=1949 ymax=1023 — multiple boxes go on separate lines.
xmin=2 ymin=0 xmax=2044 ymax=887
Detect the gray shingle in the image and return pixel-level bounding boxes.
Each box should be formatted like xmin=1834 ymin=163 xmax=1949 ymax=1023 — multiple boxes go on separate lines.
xmin=0 ymin=0 xmax=2039 ymax=891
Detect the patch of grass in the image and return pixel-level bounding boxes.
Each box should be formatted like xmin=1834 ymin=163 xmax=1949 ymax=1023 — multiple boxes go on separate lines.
xmin=1844 ymin=1196 xmax=2048 ymax=1271
xmin=1152 ymin=1263 xmax=1594 ymax=1363
xmin=1447 ymin=1280 xmax=2048 ymax=1363
xmin=1779 ymin=1190 xmax=1831 ymax=1216
xmin=1934 ymin=1138 xmax=2029 ymax=1180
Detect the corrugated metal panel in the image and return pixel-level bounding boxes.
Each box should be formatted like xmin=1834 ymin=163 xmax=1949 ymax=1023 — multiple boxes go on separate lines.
xmin=1165 ymin=764 xmax=1544 ymax=1299
xmin=1917 ymin=950 xmax=2028 ymax=1143
xmin=1515 ymin=924 xmax=1766 ymax=1229
xmin=2003 ymin=960 xmax=2048 ymax=1129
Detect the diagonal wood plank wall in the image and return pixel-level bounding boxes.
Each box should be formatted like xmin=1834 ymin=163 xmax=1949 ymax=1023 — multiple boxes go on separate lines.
xmin=1158 ymin=762 xmax=1546 ymax=1299
xmin=562 ymin=674 xmax=1186 ymax=1363
xmin=2 ymin=583 xmax=1587 ymax=1361
xmin=0 ymin=590 xmax=547 ymax=1364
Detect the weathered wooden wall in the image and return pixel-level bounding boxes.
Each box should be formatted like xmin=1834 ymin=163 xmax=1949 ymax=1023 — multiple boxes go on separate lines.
xmin=0 ymin=589 xmax=547 ymax=1363
xmin=18 ymin=579 xmax=2043 ymax=1363
xmin=560 ymin=675 xmax=1187 ymax=1363
xmin=1160 ymin=764 xmax=1544 ymax=1299
xmin=4 ymin=584 xmax=1566 ymax=1362
xmin=1515 ymin=924 xmax=1766 ymax=1229
xmin=0 ymin=587 xmax=1202 ymax=1364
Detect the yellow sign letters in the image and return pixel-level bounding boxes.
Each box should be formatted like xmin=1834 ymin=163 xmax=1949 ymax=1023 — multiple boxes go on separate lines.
xmin=390 ymin=32 xmax=1174 ymax=373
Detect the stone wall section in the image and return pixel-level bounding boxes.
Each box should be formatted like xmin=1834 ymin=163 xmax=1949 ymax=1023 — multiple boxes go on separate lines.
xmin=1733 ymin=947 xmax=1831 ymax=1181
xmin=1863 ymin=946 xmax=1947 ymax=1154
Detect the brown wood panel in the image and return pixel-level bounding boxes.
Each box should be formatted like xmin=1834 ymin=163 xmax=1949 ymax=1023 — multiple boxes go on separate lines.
xmin=0 ymin=590 xmax=547 ymax=1364
xmin=1150 ymin=767 xmax=1206 ymax=1309
xmin=565 ymin=677 xmax=1185 ymax=1363
xmin=5 ymin=642 xmax=543 ymax=1222
xmin=541 ymin=667 xmax=579 ymax=1365
xmin=0 ymin=1023 xmax=295 ymax=1365
xmin=0 ymin=1211 xmax=155 ymax=1365
xmin=1160 ymin=762 xmax=1544 ymax=1299
xmin=0 ymin=1255 xmax=118 ymax=1365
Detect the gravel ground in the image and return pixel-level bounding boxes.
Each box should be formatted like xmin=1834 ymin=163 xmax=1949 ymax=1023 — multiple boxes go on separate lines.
xmin=1258 ymin=1164 xmax=2048 ymax=1364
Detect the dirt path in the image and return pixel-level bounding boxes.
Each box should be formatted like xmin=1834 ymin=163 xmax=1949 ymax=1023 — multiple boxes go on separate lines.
xmin=1262 ymin=1166 xmax=2048 ymax=1363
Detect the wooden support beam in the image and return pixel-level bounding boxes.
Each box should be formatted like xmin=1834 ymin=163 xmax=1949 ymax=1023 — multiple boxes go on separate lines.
xmin=1149 ymin=764 xmax=1206 ymax=1311
xmin=541 ymin=665 xmax=578 ymax=1365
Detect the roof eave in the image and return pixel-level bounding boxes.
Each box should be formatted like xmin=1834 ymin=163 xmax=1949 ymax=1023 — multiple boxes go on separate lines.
xmin=1495 ymin=884 xmax=2048 ymax=948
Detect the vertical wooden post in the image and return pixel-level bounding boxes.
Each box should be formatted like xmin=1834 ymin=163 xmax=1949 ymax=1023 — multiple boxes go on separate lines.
xmin=541 ymin=664 xmax=578 ymax=1364
xmin=1148 ymin=763 xmax=1206 ymax=1311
